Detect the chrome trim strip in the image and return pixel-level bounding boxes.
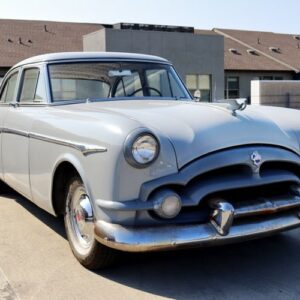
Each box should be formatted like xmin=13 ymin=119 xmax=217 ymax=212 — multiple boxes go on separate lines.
xmin=2 ymin=128 xmax=29 ymax=138
xmin=47 ymin=58 xmax=171 ymax=66
xmin=96 ymin=199 xmax=153 ymax=211
xmin=234 ymin=197 xmax=300 ymax=218
xmin=94 ymin=212 xmax=300 ymax=252
xmin=29 ymin=133 xmax=107 ymax=155
xmin=96 ymin=195 xmax=300 ymax=215
xmin=1 ymin=128 xmax=107 ymax=155
xmin=17 ymin=103 xmax=48 ymax=107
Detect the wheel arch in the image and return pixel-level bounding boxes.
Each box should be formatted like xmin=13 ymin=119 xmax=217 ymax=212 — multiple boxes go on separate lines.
xmin=51 ymin=155 xmax=89 ymax=216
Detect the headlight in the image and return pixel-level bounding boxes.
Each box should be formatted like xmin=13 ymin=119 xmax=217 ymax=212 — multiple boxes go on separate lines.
xmin=124 ymin=130 xmax=160 ymax=168
xmin=132 ymin=135 xmax=158 ymax=164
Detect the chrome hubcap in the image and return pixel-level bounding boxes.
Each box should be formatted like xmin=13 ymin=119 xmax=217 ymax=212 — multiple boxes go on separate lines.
xmin=67 ymin=188 xmax=94 ymax=251
xmin=75 ymin=196 xmax=93 ymax=234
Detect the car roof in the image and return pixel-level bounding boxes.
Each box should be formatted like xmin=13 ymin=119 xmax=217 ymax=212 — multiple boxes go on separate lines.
xmin=13 ymin=52 xmax=170 ymax=68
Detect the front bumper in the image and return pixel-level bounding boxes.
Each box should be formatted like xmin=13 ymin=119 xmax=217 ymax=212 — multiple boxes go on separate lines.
xmin=94 ymin=211 xmax=300 ymax=252
xmin=94 ymin=145 xmax=300 ymax=251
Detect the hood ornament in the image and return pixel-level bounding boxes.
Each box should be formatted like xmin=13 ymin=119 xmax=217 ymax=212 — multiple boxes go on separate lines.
xmin=217 ymin=98 xmax=247 ymax=116
xmin=250 ymin=151 xmax=262 ymax=172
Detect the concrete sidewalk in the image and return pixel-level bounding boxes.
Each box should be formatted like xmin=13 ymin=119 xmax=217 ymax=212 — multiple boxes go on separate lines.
xmin=1 ymin=193 xmax=300 ymax=300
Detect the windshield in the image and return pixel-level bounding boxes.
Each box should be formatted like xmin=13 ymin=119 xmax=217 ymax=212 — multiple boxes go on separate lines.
xmin=48 ymin=62 xmax=191 ymax=102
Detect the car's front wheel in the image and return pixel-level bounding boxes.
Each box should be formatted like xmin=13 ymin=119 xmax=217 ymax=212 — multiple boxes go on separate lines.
xmin=64 ymin=176 xmax=116 ymax=269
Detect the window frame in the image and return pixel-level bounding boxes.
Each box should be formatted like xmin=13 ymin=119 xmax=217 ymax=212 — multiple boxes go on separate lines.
xmin=0 ymin=69 xmax=21 ymax=104
xmin=0 ymin=63 xmax=50 ymax=106
xmin=19 ymin=67 xmax=40 ymax=103
xmin=18 ymin=65 xmax=48 ymax=105
xmin=47 ymin=60 xmax=192 ymax=103
xmin=225 ymin=76 xmax=240 ymax=99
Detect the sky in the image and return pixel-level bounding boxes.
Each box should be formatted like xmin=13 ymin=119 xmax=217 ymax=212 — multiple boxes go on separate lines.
xmin=0 ymin=0 xmax=299 ymax=34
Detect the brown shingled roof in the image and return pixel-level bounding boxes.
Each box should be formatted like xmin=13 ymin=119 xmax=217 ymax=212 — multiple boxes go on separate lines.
xmin=223 ymin=37 xmax=291 ymax=71
xmin=0 ymin=19 xmax=103 ymax=67
xmin=214 ymin=28 xmax=300 ymax=72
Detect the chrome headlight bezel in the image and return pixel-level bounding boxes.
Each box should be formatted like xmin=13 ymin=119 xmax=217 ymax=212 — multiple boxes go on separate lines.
xmin=124 ymin=129 xmax=160 ymax=168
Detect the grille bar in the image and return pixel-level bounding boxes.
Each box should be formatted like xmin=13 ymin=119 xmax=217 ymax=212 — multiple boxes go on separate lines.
xmin=233 ymin=196 xmax=300 ymax=218
xmin=187 ymin=170 xmax=300 ymax=205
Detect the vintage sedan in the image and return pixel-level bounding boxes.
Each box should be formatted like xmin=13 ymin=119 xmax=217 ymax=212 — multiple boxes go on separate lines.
xmin=1 ymin=52 xmax=300 ymax=269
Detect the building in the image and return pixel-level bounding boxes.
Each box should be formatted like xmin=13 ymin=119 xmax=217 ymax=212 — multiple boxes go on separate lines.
xmin=0 ymin=20 xmax=224 ymax=101
xmin=214 ymin=28 xmax=300 ymax=101
xmin=0 ymin=19 xmax=103 ymax=83
xmin=83 ymin=23 xmax=224 ymax=101
xmin=0 ymin=19 xmax=300 ymax=103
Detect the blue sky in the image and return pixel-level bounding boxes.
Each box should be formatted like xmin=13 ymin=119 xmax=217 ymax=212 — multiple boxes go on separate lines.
xmin=0 ymin=0 xmax=299 ymax=34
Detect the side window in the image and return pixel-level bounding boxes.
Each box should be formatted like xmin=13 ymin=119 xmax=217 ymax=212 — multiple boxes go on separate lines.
xmin=20 ymin=68 xmax=46 ymax=102
xmin=146 ymin=69 xmax=172 ymax=97
xmin=169 ymin=73 xmax=186 ymax=99
xmin=0 ymin=72 xmax=19 ymax=103
xmin=115 ymin=72 xmax=142 ymax=97
xmin=34 ymin=72 xmax=47 ymax=102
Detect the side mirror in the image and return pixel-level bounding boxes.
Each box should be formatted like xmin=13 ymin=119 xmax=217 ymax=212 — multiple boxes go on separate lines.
xmin=193 ymin=89 xmax=201 ymax=102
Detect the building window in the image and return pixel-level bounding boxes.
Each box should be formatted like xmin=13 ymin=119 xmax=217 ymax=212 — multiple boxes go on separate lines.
xmin=186 ymin=74 xmax=211 ymax=102
xmin=225 ymin=76 xmax=239 ymax=99
xmin=259 ymin=76 xmax=283 ymax=80
xmin=259 ymin=76 xmax=273 ymax=80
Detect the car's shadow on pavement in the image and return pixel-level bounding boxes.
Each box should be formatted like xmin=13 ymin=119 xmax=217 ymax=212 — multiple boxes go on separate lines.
xmin=2 ymin=188 xmax=66 ymax=239
xmin=7 ymin=189 xmax=300 ymax=299
xmin=99 ymin=233 xmax=300 ymax=299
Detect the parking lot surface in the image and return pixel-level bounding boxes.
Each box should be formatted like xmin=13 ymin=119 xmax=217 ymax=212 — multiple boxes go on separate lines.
xmin=1 ymin=191 xmax=300 ymax=300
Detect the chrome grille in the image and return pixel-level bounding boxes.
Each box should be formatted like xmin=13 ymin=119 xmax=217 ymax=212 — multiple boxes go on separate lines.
xmin=142 ymin=146 xmax=300 ymax=225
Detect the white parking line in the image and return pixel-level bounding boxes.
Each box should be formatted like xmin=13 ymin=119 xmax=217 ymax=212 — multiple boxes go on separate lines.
xmin=0 ymin=268 xmax=18 ymax=300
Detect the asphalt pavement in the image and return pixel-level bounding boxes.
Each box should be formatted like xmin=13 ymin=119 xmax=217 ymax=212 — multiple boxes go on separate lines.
xmin=1 ymin=190 xmax=300 ymax=300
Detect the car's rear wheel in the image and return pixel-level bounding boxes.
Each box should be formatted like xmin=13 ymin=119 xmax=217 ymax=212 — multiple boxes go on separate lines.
xmin=64 ymin=176 xmax=116 ymax=269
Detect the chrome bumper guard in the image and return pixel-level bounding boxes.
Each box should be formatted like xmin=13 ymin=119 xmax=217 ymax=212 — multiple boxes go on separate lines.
xmin=94 ymin=211 xmax=300 ymax=252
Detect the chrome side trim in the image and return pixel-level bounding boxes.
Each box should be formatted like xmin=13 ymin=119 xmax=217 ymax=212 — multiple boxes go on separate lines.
xmin=94 ymin=212 xmax=300 ymax=252
xmin=96 ymin=199 xmax=152 ymax=211
xmin=2 ymin=128 xmax=29 ymax=138
xmin=29 ymin=133 xmax=107 ymax=155
xmin=1 ymin=128 xmax=107 ymax=155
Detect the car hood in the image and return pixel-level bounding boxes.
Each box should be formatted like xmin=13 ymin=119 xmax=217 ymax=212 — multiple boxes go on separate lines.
xmin=59 ymin=100 xmax=300 ymax=168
